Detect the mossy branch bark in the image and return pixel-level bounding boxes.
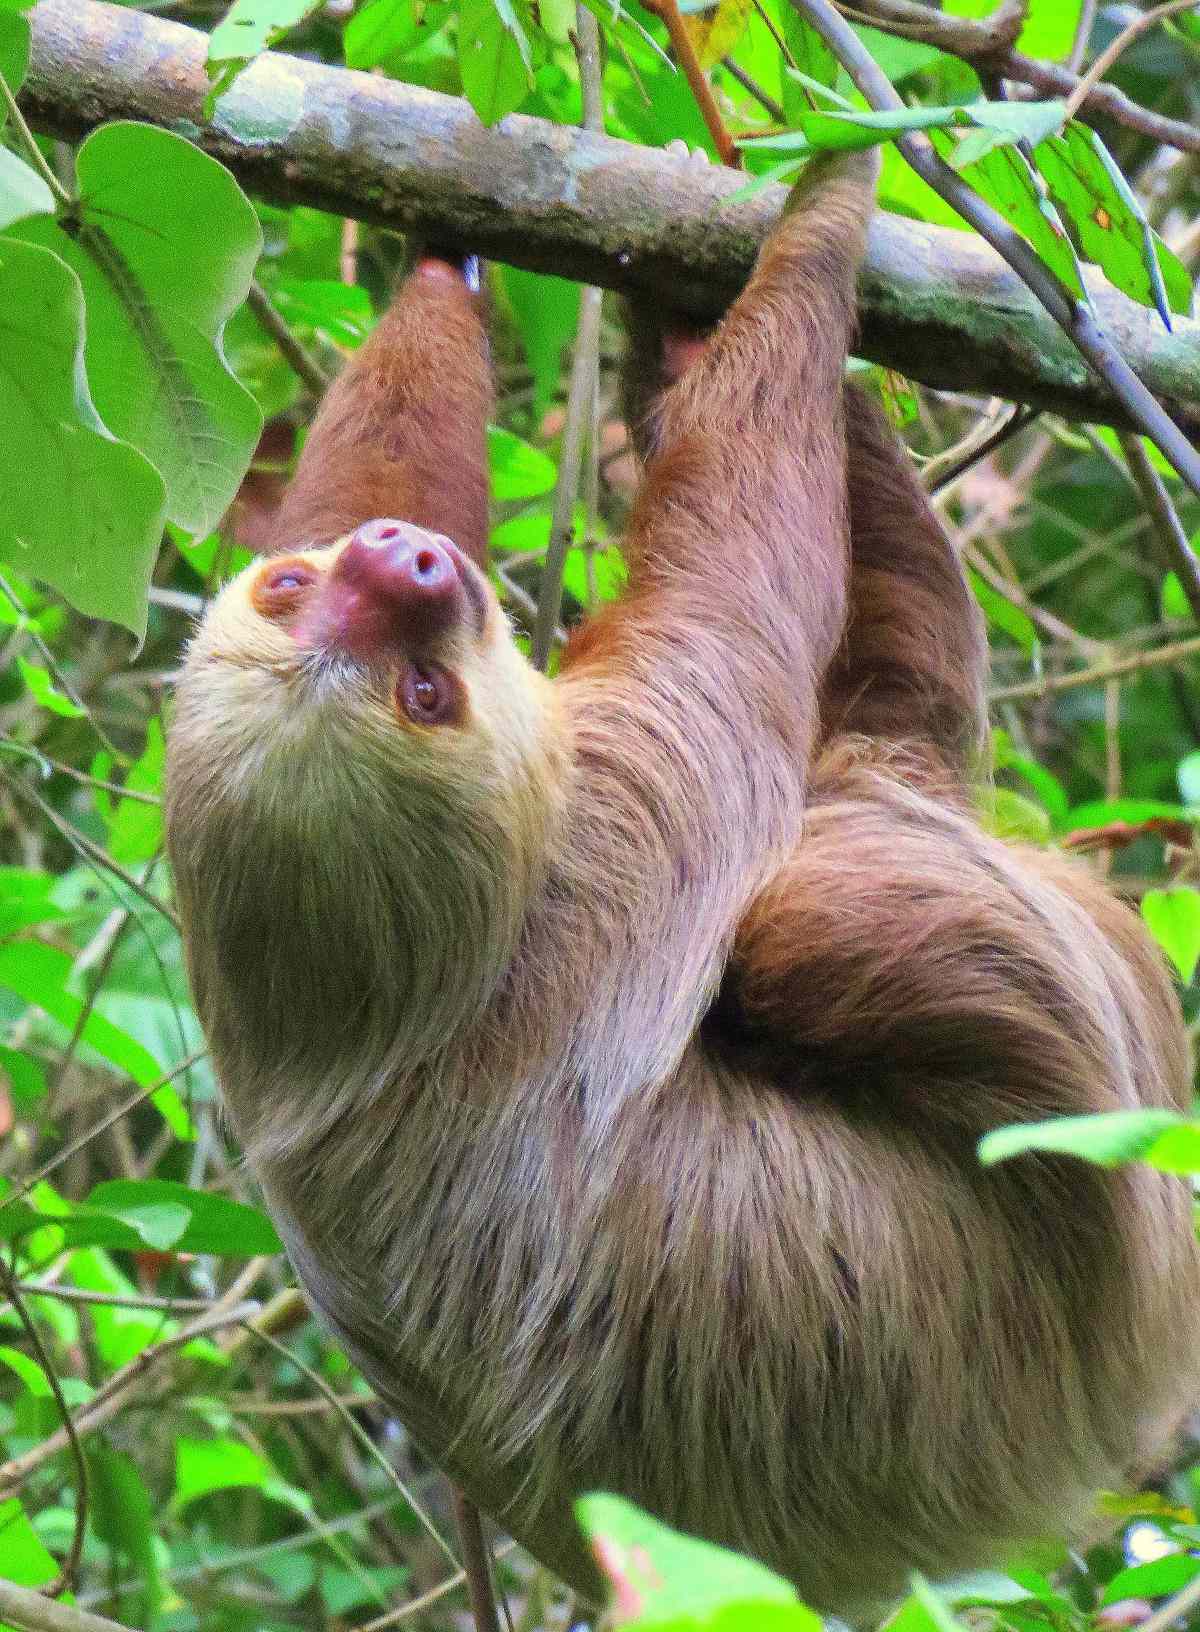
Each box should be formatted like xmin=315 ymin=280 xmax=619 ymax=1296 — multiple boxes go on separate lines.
xmin=22 ymin=0 xmax=1200 ymax=436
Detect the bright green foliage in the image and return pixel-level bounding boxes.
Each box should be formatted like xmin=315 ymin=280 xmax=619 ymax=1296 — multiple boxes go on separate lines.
xmin=0 ymin=237 xmax=165 ymax=637
xmin=979 ymin=1108 xmax=1187 ymax=1169
xmin=207 ymin=0 xmax=326 ymax=100
xmin=458 ymin=0 xmax=533 ymax=125
xmin=5 ymin=124 xmax=263 ymax=540
xmin=0 ymin=0 xmax=31 ymax=121
xmin=577 ymin=1494 xmax=820 ymax=1632
xmin=1142 ymin=886 xmax=1200 ymax=983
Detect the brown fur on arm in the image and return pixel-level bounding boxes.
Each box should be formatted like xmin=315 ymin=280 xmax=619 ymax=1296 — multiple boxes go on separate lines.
xmin=263 ymin=259 xmax=493 ymax=565
xmin=565 ymin=152 xmax=880 ymax=815
xmin=820 ymin=384 xmax=987 ymax=779
xmin=618 ymin=242 xmax=983 ymax=787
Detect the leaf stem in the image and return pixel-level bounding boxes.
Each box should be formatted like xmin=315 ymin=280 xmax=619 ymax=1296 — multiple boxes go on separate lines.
xmin=0 ymin=72 xmax=71 ymax=205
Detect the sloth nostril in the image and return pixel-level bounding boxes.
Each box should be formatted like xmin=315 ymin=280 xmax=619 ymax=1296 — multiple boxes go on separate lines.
xmin=414 ymin=548 xmax=441 ymax=578
xmin=376 ymin=524 xmax=402 ymax=542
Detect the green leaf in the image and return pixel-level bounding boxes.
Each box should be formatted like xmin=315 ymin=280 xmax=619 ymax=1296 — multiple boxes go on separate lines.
xmin=1101 ymin=1555 xmax=1200 ymax=1606
xmin=968 ymin=570 xmax=1038 ymax=653
xmin=271 ymin=278 xmax=373 ymax=347
xmin=978 ymin=1108 xmax=1185 ymax=1169
xmin=320 ymin=1565 xmax=411 ymax=1615
xmin=1016 ymin=0 xmax=1081 ymax=61
xmin=87 ymin=1445 xmax=162 ymax=1627
xmin=0 ymin=1 xmax=30 ymax=120
xmin=975 ymin=787 xmax=1050 ymax=843
xmin=951 ymin=135 xmax=1086 ymax=301
xmin=0 ymin=1344 xmax=53 ymax=1398
xmin=779 ymin=8 xmax=836 ymax=125
xmin=563 ymin=543 xmax=626 ymax=605
xmin=991 ymin=730 xmax=1069 ymax=827
xmin=458 ymin=0 xmax=532 ymax=125
xmin=0 ymin=1497 xmax=58 ymax=1588
xmin=498 ymin=265 xmax=578 ymax=423
xmin=576 ymin=1494 xmax=816 ymax=1631
xmin=1143 ymin=1122 xmax=1200 ymax=1175
xmin=1163 ymin=570 xmax=1193 ymax=620
xmin=0 ymin=146 xmax=52 ymax=228
xmin=1142 ymin=887 xmax=1200 ymax=982
xmin=758 ymin=98 xmax=1064 ymax=156
xmin=0 ymin=939 xmax=163 ymax=1085
xmin=905 ymin=1575 xmax=965 ymax=1632
xmin=83 ymin=1179 xmax=283 ymax=1255
xmin=16 ymin=657 xmax=85 ymax=718
xmin=100 ymin=719 xmax=164 ymax=864
xmin=0 ymin=238 xmax=166 ymax=638
xmin=0 ymin=867 xmax=65 ymax=937
xmin=852 ymin=26 xmax=944 ymax=84
xmin=176 ymin=1436 xmax=273 ymax=1505
xmin=208 ymin=0 xmax=322 ymax=81
xmin=346 ymin=0 xmax=454 ymax=68
xmin=0 ymin=1044 xmax=45 ymax=1108
xmin=488 ymin=426 xmax=557 ymax=499
xmin=1034 ymin=125 xmax=1192 ymax=321
xmin=1066 ymin=798 xmax=1197 ymax=830
xmin=7 ymin=122 xmax=263 ymax=539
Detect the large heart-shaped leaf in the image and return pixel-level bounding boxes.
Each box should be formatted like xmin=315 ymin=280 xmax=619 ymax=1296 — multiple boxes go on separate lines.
xmin=6 ymin=121 xmax=262 ymax=538
xmin=0 ymin=236 xmax=165 ymax=636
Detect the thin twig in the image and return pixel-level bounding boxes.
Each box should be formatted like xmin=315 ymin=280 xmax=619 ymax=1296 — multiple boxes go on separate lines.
xmin=454 ymin=1489 xmax=503 ymax=1632
xmin=246 ymin=1310 xmax=462 ymax=1574
xmin=0 ymin=1579 xmax=132 ymax=1632
xmin=1118 ymin=433 xmax=1200 ymax=622
xmin=721 ymin=57 xmax=785 ymax=121
xmin=4 ymin=771 xmax=180 ymax=931
xmin=534 ymin=302 xmax=602 ymax=671
xmin=0 ymin=571 xmax=119 ymax=757
xmin=246 ymin=280 xmax=331 ymax=395
xmin=533 ymin=2 xmax=607 ymax=670
xmin=1062 ymin=0 xmax=1200 ymax=124
xmin=357 ymin=1543 xmax=518 ymax=1632
xmin=989 ymin=631 xmax=1200 ymax=702
xmin=28 ymin=754 xmax=161 ymax=805
xmin=1130 ymin=1570 xmax=1200 ymax=1632
xmin=0 ymin=1256 xmax=89 ymax=1596
xmin=0 ymin=1302 xmax=259 ymax=1497
xmin=0 ymin=1046 xmax=207 ymax=1213
xmin=788 ymin=0 xmax=1200 ymax=499
xmin=0 ymin=73 xmax=71 ymax=202
xmin=12 ymin=1280 xmax=216 ymax=1312
xmin=643 ymin=0 xmax=739 ymax=165
xmin=340 ymin=214 xmax=360 ymax=285
xmin=1066 ymin=0 xmax=1097 ymax=73
xmin=928 ymin=405 xmax=1040 ymax=494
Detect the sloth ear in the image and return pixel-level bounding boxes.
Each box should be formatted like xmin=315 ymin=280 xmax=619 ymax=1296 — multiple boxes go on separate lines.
xmin=262 ymin=256 xmax=493 ymax=570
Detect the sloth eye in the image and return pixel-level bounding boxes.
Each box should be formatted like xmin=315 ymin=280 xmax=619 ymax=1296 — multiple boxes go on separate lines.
xmin=398 ymin=663 xmax=460 ymax=727
xmin=252 ymin=560 xmax=317 ymax=618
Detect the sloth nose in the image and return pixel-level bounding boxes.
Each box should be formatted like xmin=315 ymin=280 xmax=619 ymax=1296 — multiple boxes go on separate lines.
xmin=318 ymin=520 xmax=471 ymax=658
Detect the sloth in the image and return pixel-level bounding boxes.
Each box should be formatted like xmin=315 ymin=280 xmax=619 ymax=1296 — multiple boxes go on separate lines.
xmin=165 ymin=150 xmax=1200 ymax=1617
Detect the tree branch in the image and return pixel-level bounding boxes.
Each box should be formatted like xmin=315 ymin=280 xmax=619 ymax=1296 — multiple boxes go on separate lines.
xmin=22 ymin=0 xmax=1200 ymax=436
xmin=0 ymin=1579 xmax=131 ymax=1632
